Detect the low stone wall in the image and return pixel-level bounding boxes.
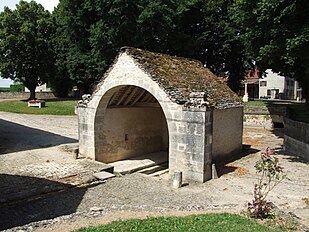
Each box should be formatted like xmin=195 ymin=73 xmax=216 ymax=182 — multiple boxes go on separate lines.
xmin=0 ymin=92 xmax=55 ymax=99
xmin=243 ymin=105 xmax=287 ymax=129
xmin=284 ymin=117 xmax=309 ymax=161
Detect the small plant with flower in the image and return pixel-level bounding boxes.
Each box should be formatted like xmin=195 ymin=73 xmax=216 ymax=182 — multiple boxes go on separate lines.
xmin=248 ymin=147 xmax=287 ymax=219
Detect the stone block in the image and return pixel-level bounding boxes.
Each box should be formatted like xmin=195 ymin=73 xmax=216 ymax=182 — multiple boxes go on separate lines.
xmin=93 ymin=171 xmax=115 ymax=180
xmin=195 ymin=125 xmax=204 ymax=135
xmin=177 ymin=143 xmax=187 ymax=152
xmin=177 ymin=124 xmax=186 ymax=134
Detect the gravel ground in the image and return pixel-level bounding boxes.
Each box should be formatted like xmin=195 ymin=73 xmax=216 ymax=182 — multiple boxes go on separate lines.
xmin=0 ymin=112 xmax=308 ymax=232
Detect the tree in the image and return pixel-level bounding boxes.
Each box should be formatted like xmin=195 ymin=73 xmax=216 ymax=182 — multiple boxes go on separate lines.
xmin=232 ymin=0 xmax=309 ymax=104
xmin=172 ymin=0 xmax=248 ymax=92
xmin=0 ymin=0 xmax=55 ymax=99
xmin=50 ymin=4 xmax=74 ymax=97
xmin=54 ymin=0 xmax=248 ymax=94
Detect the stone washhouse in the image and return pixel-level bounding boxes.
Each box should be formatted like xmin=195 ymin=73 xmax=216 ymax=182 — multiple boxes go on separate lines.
xmin=78 ymin=47 xmax=243 ymax=183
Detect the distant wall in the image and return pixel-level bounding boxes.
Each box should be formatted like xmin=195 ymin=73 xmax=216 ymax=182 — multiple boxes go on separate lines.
xmin=284 ymin=117 xmax=309 ymax=161
xmin=0 ymin=92 xmax=55 ymax=99
xmin=212 ymin=107 xmax=243 ymax=163
xmin=243 ymin=105 xmax=286 ymax=129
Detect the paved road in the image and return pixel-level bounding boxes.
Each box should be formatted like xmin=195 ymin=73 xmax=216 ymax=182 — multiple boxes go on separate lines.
xmin=0 ymin=112 xmax=77 ymax=154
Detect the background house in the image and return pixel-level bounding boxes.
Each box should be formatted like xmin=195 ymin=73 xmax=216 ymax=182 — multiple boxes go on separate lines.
xmin=24 ymin=83 xmax=51 ymax=93
xmin=259 ymin=69 xmax=302 ymax=100
xmin=243 ymin=69 xmax=302 ymax=101
xmin=243 ymin=68 xmax=259 ymax=100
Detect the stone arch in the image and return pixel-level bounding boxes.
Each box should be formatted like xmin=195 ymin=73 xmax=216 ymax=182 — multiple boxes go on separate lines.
xmin=92 ymin=81 xmax=177 ymax=164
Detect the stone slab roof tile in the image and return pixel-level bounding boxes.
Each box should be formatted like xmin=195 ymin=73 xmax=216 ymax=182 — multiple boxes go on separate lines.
xmin=90 ymin=47 xmax=243 ymax=109
xmin=123 ymin=47 xmax=243 ymax=109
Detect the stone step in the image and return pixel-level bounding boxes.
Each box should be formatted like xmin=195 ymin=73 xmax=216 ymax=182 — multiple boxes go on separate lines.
xmin=110 ymin=151 xmax=168 ymax=175
xmin=93 ymin=171 xmax=115 ymax=180
xmin=138 ymin=162 xmax=168 ymax=175
xmin=148 ymin=168 xmax=169 ymax=177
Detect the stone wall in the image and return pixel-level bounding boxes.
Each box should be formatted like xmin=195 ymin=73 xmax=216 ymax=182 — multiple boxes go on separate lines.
xmin=212 ymin=107 xmax=243 ymax=163
xmin=284 ymin=117 xmax=309 ymax=161
xmin=0 ymin=92 xmax=55 ymax=99
xmin=96 ymin=107 xmax=168 ymax=163
xmin=243 ymin=105 xmax=286 ymax=129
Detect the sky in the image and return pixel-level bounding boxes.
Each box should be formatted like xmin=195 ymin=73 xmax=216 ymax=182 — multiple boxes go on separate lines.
xmin=0 ymin=0 xmax=59 ymax=12
xmin=0 ymin=0 xmax=59 ymax=87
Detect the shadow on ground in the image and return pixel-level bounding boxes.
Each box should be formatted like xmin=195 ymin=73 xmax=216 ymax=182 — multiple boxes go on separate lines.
xmin=0 ymin=119 xmax=77 ymax=155
xmin=216 ymin=144 xmax=260 ymax=177
xmin=0 ymin=174 xmax=87 ymax=230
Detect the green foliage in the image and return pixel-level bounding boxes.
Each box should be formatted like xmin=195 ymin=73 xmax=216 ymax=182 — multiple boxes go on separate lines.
xmin=0 ymin=87 xmax=10 ymax=92
xmin=76 ymin=213 xmax=277 ymax=232
xmin=10 ymin=84 xmax=25 ymax=92
xmin=54 ymin=0 xmax=248 ymax=93
xmin=0 ymin=1 xmax=55 ymax=99
xmin=178 ymin=0 xmax=248 ymax=91
xmin=232 ymin=0 xmax=309 ymax=103
xmin=0 ymin=100 xmax=77 ymax=115
xmin=245 ymin=101 xmax=272 ymax=106
xmin=248 ymin=148 xmax=286 ymax=219
xmin=49 ymin=76 xmax=73 ymax=98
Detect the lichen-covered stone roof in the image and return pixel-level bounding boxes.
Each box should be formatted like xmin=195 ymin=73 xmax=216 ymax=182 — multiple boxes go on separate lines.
xmin=122 ymin=47 xmax=242 ymax=109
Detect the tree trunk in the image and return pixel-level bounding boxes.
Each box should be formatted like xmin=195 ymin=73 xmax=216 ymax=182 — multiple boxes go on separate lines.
xmin=305 ymin=88 xmax=309 ymax=109
xmin=29 ymin=87 xmax=36 ymax=100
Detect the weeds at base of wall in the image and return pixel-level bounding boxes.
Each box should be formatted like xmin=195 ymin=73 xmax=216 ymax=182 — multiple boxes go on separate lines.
xmin=241 ymin=208 xmax=301 ymax=231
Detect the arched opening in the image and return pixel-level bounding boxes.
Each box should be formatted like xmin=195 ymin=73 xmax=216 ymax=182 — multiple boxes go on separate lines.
xmin=95 ymin=85 xmax=169 ymax=173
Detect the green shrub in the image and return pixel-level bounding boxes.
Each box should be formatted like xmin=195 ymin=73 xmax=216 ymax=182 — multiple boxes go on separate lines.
xmin=10 ymin=84 xmax=25 ymax=92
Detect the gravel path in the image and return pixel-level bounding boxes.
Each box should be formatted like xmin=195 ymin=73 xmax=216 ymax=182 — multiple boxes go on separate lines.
xmin=0 ymin=112 xmax=308 ymax=231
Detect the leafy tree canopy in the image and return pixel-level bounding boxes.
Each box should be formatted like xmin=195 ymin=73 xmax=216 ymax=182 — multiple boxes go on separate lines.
xmin=54 ymin=0 xmax=248 ymax=93
xmin=0 ymin=0 xmax=55 ymax=99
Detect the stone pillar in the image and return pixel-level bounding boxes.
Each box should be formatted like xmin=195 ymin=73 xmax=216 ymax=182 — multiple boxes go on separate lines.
xmin=168 ymin=103 xmax=213 ymax=183
xmin=78 ymin=106 xmax=96 ymax=159
xmin=203 ymin=111 xmax=213 ymax=181
xmin=243 ymin=81 xmax=248 ymax=102
xmin=173 ymin=171 xmax=183 ymax=188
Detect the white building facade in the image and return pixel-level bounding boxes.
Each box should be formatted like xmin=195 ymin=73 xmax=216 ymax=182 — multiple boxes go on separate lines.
xmin=259 ymin=69 xmax=302 ymax=100
xmin=24 ymin=83 xmax=51 ymax=93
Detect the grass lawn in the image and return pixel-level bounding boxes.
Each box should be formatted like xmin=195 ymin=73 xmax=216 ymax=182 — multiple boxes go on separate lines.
xmin=245 ymin=100 xmax=272 ymax=106
xmin=0 ymin=100 xmax=77 ymax=115
xmin=76 ymin=214 xmax=280 ymax=232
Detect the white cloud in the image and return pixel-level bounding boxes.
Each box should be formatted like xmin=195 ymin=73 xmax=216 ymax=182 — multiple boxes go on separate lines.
xmin=33 ymin=0 xmax=59 ymax=12
xmin=0 ymin=0 xmax=59 ymax=12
